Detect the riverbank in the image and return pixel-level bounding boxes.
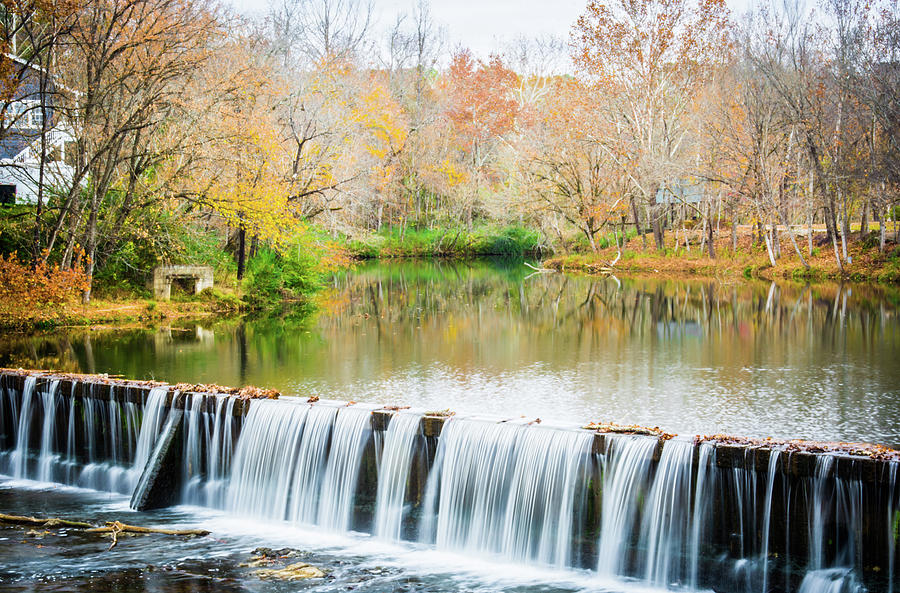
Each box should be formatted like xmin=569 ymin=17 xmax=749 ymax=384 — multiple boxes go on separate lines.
xmin=543 ymin=232 xmax=900 ymax=284
xmin=0 ymin=290 xmax=244 ymax=332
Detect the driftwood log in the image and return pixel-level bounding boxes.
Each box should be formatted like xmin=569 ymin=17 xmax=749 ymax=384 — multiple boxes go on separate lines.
xmin=1 ymin=513 xmax=209 ymax=551
xmin=87 ymin=521 xmax=210 ymax=550
xmin=0 ymin=512 xmax=93 ymax=528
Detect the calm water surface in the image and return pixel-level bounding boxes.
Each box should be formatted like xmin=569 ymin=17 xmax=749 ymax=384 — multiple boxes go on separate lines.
xmin=3 ymin=259 xmax=899 ymax=445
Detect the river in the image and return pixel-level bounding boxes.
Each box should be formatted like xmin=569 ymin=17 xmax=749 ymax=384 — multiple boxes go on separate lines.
xmin=3 ymin=259 xmax=898 ymax=445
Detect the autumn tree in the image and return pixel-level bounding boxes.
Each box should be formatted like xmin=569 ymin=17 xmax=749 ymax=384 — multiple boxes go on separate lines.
xmin=442 ymin=49 xmax=519 ymax=229
xmin=571 ymin=0 xmax=731 ymax=250
xmin=521 ymin=78 xmax=629 ymax=253
xmin=46 ymin=0 xmax=220 ymax=301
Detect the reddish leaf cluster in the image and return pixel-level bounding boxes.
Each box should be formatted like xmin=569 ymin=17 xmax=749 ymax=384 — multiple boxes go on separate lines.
xmin=0 ymin=252 xmax=89 ymax=326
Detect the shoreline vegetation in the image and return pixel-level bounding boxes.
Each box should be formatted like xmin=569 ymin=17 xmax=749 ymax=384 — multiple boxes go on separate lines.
xmin=1 ymin=222 xmax=897 ymax=332
xmin=1 ymin=0 xmax=899 ymax=336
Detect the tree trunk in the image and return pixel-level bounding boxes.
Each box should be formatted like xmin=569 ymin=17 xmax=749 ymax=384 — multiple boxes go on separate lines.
xmin=651 ymin=205 xmax=664 ymax=250
xmin=584 ymin=228 xmax=598 ymax=253
xmin=780 ymin=211 xmax=809 ymax=269
xmin=825 ymin=205 xmax=844 ymax=274
xmin=729 ymin=200 xmax=737 ymax=253
xmin=860 ymin=198 xmax=869 ymax=235
xmin=763 ymin=226 xmax=777 ymax=267
xmin=706 ymin=204 xmax=716 ymax=259
xmin=807 ymin=210 xmax=813 ymax=257
xmin=839 ymin=207 xmax=850 ymax=264
xmin=82 ymin=196 xmax=99 ymax=304
xmin=874 ymin=204 xmax=885 ymax=252
xmin=236 ymin=226 xmax=246 ymax=281
xmin=630 ymin=197 xmax=645 ymax=249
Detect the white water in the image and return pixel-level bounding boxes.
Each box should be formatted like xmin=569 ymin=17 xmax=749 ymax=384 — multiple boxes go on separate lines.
xmin=128 ymin=387 xmax=168 ymax=490
xmin=422 ymin=418 xmax=592 ymax=568
xmin=638 ymin=438 xmax=695 ymax=587
xmin=374 ymin=411 xmax=422 ymax=540
xmin=10 ymin=376 xmax=37 ymax=477
xmin=689 ymin=443 xmax=716 ymax=589
xmin=228 ymin=400 xmax=373 ymax=532
xmin=597 ymin=435 xmax=657 ymax=577
xmin=36 ymin=380 xmax=60 ymax=482
xmin=760 ymin=450 xmax=781 ymax=593
xmin=317 ymin=405 xmax=373 ymax=531
xmin=228 ymin=399 xmax=310 ymax=518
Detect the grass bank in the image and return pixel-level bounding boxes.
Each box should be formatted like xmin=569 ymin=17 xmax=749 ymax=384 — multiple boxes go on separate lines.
xmin=345 ymin=225 xmax=543 ymax=259
xmin=544 ymin=232 xmax=900 ymax=284
xmin=0 ymin=288 xmax=245 ymax=332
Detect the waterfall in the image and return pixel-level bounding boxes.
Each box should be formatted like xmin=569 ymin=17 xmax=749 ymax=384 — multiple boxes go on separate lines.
xmin=10 ymin=376 xmax=37 ymax=477
xmin=285 ymin=405 xmax=338 ymax=525
xmin=37 ymin=380 xmax=60 ymax=482
xmin=1 ymin=373 xmax=898 ymax=592
xmin=229 ymin=401 xmax=373 ymax=532
xmin=182 ymin=392 xmax=206 ymax=502
xmin=317 ymin=405 xmax=373 ymax=531
xmin=228 ymin=400 xmax=309 ymax=518
xmin=797 ymin=455 xmax=865 ymax=593
xmin=690 ymin=443 xmax=716 ymax=589
xmin=374 ymin=412 xmax=422 ymax=541
xmin=596 ymin=434 xmax=657 ymax=577
xmin=128 ymin=387 xmax=169 ymax=491
xmin=422 ymin=418 xmax=592 ymax=568
xmin=760 ymin=450 xmax=781 ymax=593
xmin=64 ymin=384 xmax=76 ymax=483
xmin=798 ymin=568 xmax=862 ymax=593
xmin=638 ymin=438 xmax=695 ymax=587
xmin=202 ymin=396 xmax=235 ymax=508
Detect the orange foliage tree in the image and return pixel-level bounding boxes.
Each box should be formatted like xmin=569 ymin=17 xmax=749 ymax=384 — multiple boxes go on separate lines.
xmin=442 ymin=49 xmax=519 ymax=227
xmin=520 ymin=78 xmax=629 ymax=252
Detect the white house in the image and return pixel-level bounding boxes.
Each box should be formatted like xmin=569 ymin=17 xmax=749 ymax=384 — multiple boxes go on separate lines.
xmin=0 ymin=53 xmax=76 ymax=205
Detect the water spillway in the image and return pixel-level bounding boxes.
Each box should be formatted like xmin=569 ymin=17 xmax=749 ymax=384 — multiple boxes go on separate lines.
xmin=0 ymin=370 xmax=897 ymax=593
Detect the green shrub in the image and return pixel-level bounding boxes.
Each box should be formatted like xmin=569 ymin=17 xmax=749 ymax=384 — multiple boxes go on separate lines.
xmin=470 ymin=225 xmax=541 ymax=257
xmin=242 ymin=239 xmax=323 ymax=310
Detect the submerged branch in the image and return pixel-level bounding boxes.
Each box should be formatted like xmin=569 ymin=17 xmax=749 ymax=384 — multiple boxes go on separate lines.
xmin=0 ymin=513 xmax=92 ymax=528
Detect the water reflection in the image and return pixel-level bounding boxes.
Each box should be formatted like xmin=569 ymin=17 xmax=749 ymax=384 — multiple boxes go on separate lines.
xmin=1 ymin=260 xmax=898 ymax=445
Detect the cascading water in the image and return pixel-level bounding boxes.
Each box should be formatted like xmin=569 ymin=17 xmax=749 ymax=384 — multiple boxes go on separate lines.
xmin=689 ymin=443 xmax=716 ymax=590
xmin=374 ymin=412 xmax=423 ymax=541
xmin=128 ymin=387 xmax=169 ymax=490
xmin=760 ymin=450 xmax=782 ymax=593
xmin=0 ymin=373 xmax=898 ymax=593
xmin=421 ymin=418 xmax=592 ymax=568
xmin=596 ymin=434 xmax=657 ymax=577
xmin=228 ymin=399 xmax=309 ymax=517
xmin=200 ymin=396 xmax=236 ymax=508
xmin=798 ymin=455 xmax=865 ymax=593
xmin=10 ymin=376 xmax=37 ymax=477
xmin=285 ymin=405 xmax=338 ymax=525
xmin=229 ymin=400 xmax=373 ymax=533
xmin=37 ymin=380 xmax=60 ymax=482
xmin=317 ymin=405 xmax=374 ymax=531
xmin=638 ymin=438 xmax=695 ymax=587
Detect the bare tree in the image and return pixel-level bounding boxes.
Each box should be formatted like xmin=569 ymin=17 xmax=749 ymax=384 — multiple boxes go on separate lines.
xmin=266 ymin=0 xmax=373 ymax=67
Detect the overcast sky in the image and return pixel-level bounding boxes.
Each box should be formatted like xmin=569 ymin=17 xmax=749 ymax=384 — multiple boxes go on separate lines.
xmin=227 ymin=0 xmax=756 ymax=59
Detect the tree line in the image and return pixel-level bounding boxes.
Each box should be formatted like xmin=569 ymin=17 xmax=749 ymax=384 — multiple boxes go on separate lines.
xmin=0 ymin=0 xmax=898 ymax=302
